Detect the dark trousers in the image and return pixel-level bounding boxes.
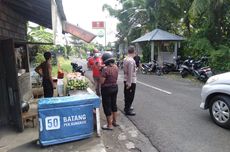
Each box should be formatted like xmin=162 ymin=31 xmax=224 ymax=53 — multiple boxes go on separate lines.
xmin=42 ymin=79 xmax=53 ymax=97
xmin=124 ymin=82 xmax=136 ymax=112
xmin=101 ymin=85 xmax=118 ymax=116
xmin=93 ymin=77 xmax=101 ymax=96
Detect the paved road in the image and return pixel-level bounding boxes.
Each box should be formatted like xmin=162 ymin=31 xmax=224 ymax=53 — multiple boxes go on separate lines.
xmin=116 ymin=73 xmax=230 ymax=152
xmin=76 ymin=59 xmax=230 ymax=152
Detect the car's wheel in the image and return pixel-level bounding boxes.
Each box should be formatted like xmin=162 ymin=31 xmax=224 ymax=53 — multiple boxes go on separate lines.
xmin=209 ymin=95 xmax=230 ymax=129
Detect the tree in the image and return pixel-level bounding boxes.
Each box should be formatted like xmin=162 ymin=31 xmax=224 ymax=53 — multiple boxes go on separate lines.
xmin=103 ymin=0 xmax=149 ymax=43
xmin=103 ymin=0 xmax=230 ymax=71
xmin=189 ymin=0 xmax=230 ymax=45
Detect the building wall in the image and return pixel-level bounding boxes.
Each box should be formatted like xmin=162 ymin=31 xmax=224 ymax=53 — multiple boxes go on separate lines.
xmin=0 ymin=2 xmax=30 ymax=102
xmin=0 ymin=2 xmax=29 ymax=129
xmin=0 ymin=2 xmax=26 ymax=41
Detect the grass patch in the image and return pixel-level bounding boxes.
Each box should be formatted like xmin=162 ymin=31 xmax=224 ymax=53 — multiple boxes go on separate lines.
xmin=164 ymin=72 xmax=204 ymax=87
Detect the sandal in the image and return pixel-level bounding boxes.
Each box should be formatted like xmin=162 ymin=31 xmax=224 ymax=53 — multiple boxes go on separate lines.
xmin=101 ymin=124 xmax=113 ymax=130
xmin=112 ymin=122 xmax=119 ymax=127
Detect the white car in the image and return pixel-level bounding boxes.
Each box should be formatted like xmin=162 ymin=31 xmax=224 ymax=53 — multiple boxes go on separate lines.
xmin=200 ymin=72 xmax=230 ymax=128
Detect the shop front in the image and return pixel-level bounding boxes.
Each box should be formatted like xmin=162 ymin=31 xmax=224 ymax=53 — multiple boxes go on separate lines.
xmin=0 ymin=0 xmax=95 ymax=132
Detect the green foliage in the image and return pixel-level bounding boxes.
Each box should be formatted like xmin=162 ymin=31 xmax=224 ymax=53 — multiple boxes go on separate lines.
xmin=140 ymin=42 xmax=151 ymax=62
xmin=182 ymin=36 xmax=230 ymax=72
xmin=81 ymin=43 xmax=96 ymax=52
xmin=34 ymin=52 xmax=45 ymax=66
xmin=103 ymin=0 xmax=149 ymax=43
xmin=27 ymin=25 xmax=53 ymax=43
xmin=52 ymin=57 xmax=72 ymax=76
xmin=65 ymin=45 xmax=73 ymax=56
xmin=52 ymin=45 xmax=68 ymax=57
xmin=182 ymin=35 xmax=214 ymax=58
xmin=209 ymin=45 xmax=230 ymax=72
xmin=81 ymin=52 xmax=87 ymax=59
xmin=104 ymin=0 xmax=230 ymax=72
xmin=28 ymin=25 xmax=77 ymax=67
xmin=52 ymin=66 xmax=58 ymax=77
xmin=188 ymin=0 xmax=230 ymax=44
xmin=57 ymin=57 xmax=71 ymax=71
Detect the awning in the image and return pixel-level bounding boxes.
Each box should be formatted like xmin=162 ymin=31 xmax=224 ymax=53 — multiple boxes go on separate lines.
xmin=63 ymin=21 xmax=96 ymax=43
xmin=5 ymin=0 xmax=96 ymax=43
xmin=5 ymin=0 xmax=57 ymax=29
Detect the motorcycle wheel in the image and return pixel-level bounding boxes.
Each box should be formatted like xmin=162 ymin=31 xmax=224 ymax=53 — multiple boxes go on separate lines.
xmin=156 ymin=69 xmax=162 ymax=76
xmin=162 ymin=67 xmax=169 ymax=74
xmin=181 ymin=69 xmax=188 ymax=78
xmin=199 ymin=74 xmax=207 ymax=82
xmin=141 ymin=68 xmax=147 ymax=74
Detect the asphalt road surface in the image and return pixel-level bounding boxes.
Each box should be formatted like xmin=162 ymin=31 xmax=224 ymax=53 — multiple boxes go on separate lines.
xmin=76 ymin=59 xmax=230 ymax=152
xmin=116 ymin=72 xmax=230 ymax=152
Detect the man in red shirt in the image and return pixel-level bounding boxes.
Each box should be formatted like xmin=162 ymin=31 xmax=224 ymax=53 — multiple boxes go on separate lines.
xmin=87 ymin=52 xmax=94 ymax=70
xmin=91 ymin=49 xmax=103 ymax=96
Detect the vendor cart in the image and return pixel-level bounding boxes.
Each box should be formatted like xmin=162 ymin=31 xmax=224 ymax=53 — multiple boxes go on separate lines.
xmin=38 ymin=88 xmax=101 ymax=146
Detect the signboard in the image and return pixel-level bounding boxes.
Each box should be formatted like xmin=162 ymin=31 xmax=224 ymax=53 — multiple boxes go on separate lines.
xmin=97 ymin=30 xmax=104 ymax=38
xmin=92 ymin=21 xmax=105 ymax=29
xmin=63 ymin=21 xmax=96 ymax=43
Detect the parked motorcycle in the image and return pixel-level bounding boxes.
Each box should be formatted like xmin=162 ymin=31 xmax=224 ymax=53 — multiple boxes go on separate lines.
xmin=141 ymin=60 xmax=162 ymax=75
xmin=179 ymin=56 xmax=194 ymax=78
xmin=162 ymin=56 xmax=183 ymax=74
xmin=193 ymin=66 xmax=213 ymax=82
xmin=71 ymin=62 xmax=85 ymax=76
xmin=179 ymin=56 xmax=213 ymax=82
xmin=192 ymin=57 xmax=213 ymax=82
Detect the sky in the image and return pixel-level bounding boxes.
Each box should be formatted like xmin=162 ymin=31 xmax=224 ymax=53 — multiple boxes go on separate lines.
xmin=62 ymin=0 xmax=121 ymax=45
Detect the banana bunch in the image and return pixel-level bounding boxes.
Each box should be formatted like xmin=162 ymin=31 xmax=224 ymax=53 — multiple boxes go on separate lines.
xmin=67 ymin=79 xmax=89 ymax=90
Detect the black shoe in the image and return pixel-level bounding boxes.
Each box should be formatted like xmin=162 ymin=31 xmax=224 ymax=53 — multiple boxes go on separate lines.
xmin=124 ymin=107 xmax=134 ymax=112
xmin=125 ymin=111 xmax=136 ymax=116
